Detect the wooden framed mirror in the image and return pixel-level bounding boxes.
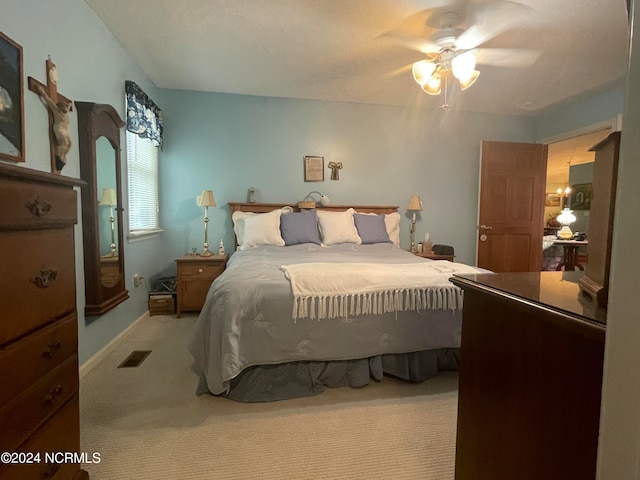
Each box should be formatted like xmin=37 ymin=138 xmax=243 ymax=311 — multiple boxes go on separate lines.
xmin=76 ymin=102 xmax=129 ymax=316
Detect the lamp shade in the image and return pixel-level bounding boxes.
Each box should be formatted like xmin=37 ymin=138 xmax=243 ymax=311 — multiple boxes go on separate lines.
xmin=407 ymin=195 xmax=423 ymax=211
xmin=99 ymin=188 xmax=117 ymax=206
xmin=557 ymin=208 xmax=576 ymax=226
xmin=458 ymin=70 xmax=480 ymax=90
xmin=412 ymin=60 xmax=437 ymax=86
xmin=422 ymin=73 xmax=442 ymax=95
xmin=451 ymin=52 xmax=476 ymax=80
xmin=197 ymin=190 xmax=216 ymax=207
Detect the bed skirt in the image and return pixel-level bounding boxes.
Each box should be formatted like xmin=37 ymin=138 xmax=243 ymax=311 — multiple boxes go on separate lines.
xmin=195 ymin=348 xmax=460 ymax=402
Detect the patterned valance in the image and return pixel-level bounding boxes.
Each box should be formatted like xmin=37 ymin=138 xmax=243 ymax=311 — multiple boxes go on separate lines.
xmin=125 ymin=80 xmax=164 ymax=149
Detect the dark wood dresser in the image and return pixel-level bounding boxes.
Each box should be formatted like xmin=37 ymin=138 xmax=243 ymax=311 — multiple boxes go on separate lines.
xmin=0 ymin=164 xmax=88 ymax=480
xmin=450 ymin=271 xmax=606 ymax=480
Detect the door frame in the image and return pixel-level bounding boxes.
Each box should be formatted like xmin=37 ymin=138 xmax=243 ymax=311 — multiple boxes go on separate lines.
xmin=539 ymin=116 xmax=622 ymax=145
xmin=474 ymin=116 xmax=622 ymax=267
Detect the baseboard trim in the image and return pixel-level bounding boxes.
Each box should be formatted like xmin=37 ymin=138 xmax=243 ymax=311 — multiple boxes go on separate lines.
xmin=79 ymin=311 xmax=149 ymax=379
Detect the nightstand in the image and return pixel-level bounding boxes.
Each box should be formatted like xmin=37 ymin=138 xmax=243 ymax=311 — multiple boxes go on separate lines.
xmin=176 ymin=254 xmax=227 ymax=317
xmin=414 ymin=251 xmax=456 ymax=262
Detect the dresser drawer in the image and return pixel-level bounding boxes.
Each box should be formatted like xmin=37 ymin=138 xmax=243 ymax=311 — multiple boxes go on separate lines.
xmin=0 ymin=177 xmax=78 ymax=231
xmin=179 ymin=262 xmax=224 ymax=279
xmin=0 ymin=395 xmax=81 ymax=480
xmin=0 ymin=355 xmax=79 ymax=453
xmin=0 ymin=229 xmax=76 ymax=345
xmin=0 ymin=313 xmax=77 ymax=408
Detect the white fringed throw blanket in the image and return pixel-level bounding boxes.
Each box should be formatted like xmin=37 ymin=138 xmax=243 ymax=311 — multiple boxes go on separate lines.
xmin=280 ymin=261 xmax=484 ymax=320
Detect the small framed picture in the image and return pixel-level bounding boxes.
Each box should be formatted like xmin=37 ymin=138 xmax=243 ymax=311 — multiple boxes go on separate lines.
xmin=571 ymin=183 xmax=592 ymax=210
xmin=545 ymin=193 xmax=561 ymax=207
xmin=0 ymin=32 xmax=25 ymax=163
xmin=304 ymin=156 xmax=324 ymax=182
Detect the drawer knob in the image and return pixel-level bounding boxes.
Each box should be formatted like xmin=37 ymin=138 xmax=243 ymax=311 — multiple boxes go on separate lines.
xmin=44 ymin=384 xmax=64 ymax=404
xmin=25 ymin=195 xmax=53 ymax=217
xmin=41 ymin=463 xmax=61 ymax=479
xmin=30 ymin=267 xmax=59 ymax=288
xmin=43 ymin=341 xmax=62 ymax=359
xmin=198 ymin=268 xmax=203 ymax=273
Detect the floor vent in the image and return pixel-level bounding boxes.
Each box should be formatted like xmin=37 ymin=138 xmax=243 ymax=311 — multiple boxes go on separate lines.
xmin=118 ymin=350 xmax=152 ymax=368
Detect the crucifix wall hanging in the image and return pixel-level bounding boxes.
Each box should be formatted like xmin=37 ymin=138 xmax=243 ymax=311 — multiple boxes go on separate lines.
xmin=28 ymin=58 xmax=73 ymax=174
xmin=328 ymin=161 xmax=343 ymax=180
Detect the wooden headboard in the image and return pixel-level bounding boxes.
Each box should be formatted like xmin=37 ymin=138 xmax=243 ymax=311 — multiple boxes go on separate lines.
xmin=227 ymin=202 xmax=399 ymax=249
xmin=228 ymin=202 xmax=399 ymax=215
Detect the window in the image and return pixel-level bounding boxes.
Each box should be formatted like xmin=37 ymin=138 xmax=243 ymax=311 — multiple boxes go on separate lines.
xmin=126 ymin=131 xmax=161 ymax=237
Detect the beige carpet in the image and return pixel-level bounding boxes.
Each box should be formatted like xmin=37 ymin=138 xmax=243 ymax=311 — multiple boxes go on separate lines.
xmin=80 ymin=314 xmax=459 ymax=479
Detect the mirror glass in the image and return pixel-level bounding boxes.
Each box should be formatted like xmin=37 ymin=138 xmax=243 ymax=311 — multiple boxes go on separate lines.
xmin=96 ymin=136 xmax=120 ymax=287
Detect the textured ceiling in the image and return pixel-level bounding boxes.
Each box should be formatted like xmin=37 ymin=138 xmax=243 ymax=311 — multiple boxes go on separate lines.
xmin=546 ymin=129 xmax=610 ymax=184
xmin=86 ymin=0 xmax=629 ymax=115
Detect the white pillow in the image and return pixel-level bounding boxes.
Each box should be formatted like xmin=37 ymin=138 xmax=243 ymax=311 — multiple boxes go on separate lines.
xmin=384 ymin=212 xmax=401 ymax=247
xmin=232 ymin=210 xmax=256 ymax=246
xmin=316 ymin=208 xmax=362 ymax=246
xmin=232 ymin=208 xmax=289 ymax=250
xmin=356 ymin=211 xmax=401 ymax=247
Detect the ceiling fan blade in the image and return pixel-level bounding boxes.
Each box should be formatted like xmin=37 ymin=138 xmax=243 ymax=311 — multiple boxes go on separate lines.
xmin=454 ymin=1 xmax=535 ymax=50
xmin=473 ymin=48 xmax=542 ymax=68
xmin=378 ymin=30 xmax=442 ymax=54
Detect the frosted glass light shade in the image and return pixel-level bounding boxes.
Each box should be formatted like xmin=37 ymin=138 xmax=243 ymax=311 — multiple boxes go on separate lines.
xmin=407 ymin=195 xmax=423 ymax=211
xmin=422 ymin=73 xmax=442 ymax=95
xmin=197 ymin=189 xmax=216 ymax=207
xmin=412 ymin=60 xmax=437 ymax=86
xmin=99 ymin=188 xmax=117 ymax=206
xmin=451 ymin=52 xmax=476 ymax=80
xmin=458 ymin=70 xmax=480 ymax=90
xmin=557 ymin=208 xmax=576 ymax=226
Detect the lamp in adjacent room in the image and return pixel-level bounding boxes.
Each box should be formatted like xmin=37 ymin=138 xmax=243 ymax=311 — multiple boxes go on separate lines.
xmin=556 ymin=207 xmax=577 ymax=240
xmin=196 ymin=189 xmax=216 ymax=256
xmin=99 ymin=187 xmax=118 ymax=257
xmin=557 ymin=185 xmax=571 ymax=208
xmin=407 ymin=195 xmax=423 ymax=252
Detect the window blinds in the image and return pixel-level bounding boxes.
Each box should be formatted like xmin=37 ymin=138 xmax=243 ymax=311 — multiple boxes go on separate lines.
xmin=127 ymin=131 xmax=159 ymax=232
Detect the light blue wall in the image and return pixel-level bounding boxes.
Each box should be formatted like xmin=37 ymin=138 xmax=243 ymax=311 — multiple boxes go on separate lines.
xmin=155 ymin=89 xmax=537 ymax=270
xmin=535 ymin=85 xmax=624 ymax=140
xmin=2 ymin=0 xmax=167 ymax=364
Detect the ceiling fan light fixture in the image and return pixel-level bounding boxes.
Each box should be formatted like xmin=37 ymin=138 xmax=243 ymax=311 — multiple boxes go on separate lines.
xmin=458 ymin=70 xmax=480 ymax=90
xmin=422 ymin=73 xmax=442 ymax=95
xmin=451 ymin=51 xmax=477 ymax=80
xmin=412 ymin=60 xmax=437 ymax=86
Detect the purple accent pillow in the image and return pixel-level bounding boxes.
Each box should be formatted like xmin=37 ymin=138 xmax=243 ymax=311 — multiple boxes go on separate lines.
xmin=280 ymin=209 xmax=321 ymax=246
xmin=354 ymin=213 xmax=391 ymax=244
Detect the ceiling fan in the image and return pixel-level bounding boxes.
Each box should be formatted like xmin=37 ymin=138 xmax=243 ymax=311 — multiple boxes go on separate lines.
xmin=384 ymin=1 xmax=537 ymax=107
xmin=411 ymin=11 xmax=481 ymax=96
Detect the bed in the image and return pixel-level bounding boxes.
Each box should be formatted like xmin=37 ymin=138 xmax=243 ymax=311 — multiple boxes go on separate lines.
xmin=188 ymin=202 xmax=484 ymax=402
xmin=542 ymin=235 xmax=564 ymax=270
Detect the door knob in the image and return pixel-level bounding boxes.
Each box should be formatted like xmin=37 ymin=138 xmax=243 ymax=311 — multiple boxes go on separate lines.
xmin=479 ymin=224 xmax=493 ymax=230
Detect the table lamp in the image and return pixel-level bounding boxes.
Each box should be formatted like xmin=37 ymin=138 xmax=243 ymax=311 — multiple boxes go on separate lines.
xmin=407 ymin=195 xmax=423 ymax=252
xmin=99 ymin=187 xmax=118 ymax=257
xmin=556 ymin=207 xmax=577 ymax=239
xmin=197 ymin=189 xmax=216 ymax=256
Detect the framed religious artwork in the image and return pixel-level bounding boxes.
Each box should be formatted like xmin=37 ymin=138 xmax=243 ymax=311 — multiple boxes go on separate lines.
xmin=570 ymin=183 xmax=593 ymax=210
xmin=0 ymin=32 xmax=25 ymax=163
xmin=304 ymin=155 xmax=324 ymax=182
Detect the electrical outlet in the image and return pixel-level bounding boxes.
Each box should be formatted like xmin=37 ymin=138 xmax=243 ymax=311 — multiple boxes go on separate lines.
xmin=133 ymin=273 xmax=143 ymax=287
